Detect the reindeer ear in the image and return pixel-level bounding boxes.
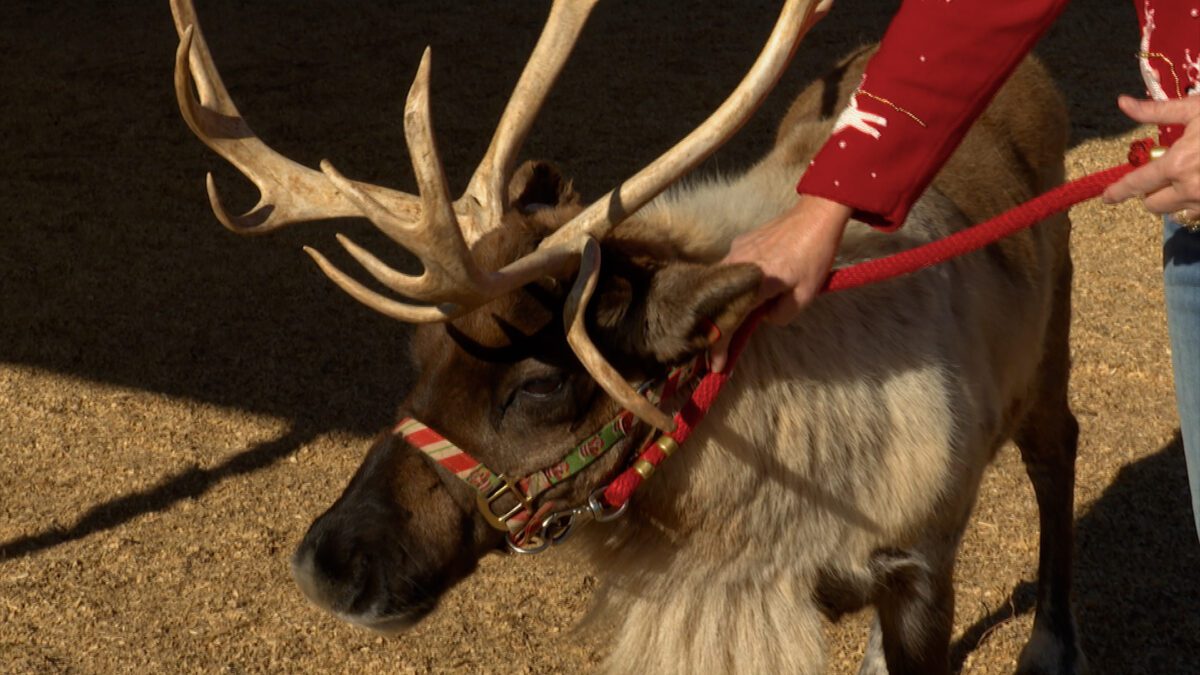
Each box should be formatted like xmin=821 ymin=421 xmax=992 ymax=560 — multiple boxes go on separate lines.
xmin=509 ymin=160 xmax=580 ymax=213
xmin=593 ymin=258 xmax=762 ymax=365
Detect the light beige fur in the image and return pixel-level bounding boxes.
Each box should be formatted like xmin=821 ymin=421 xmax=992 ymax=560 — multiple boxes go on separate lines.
xmin=577 ymin=52 xmax=1073 ymax=674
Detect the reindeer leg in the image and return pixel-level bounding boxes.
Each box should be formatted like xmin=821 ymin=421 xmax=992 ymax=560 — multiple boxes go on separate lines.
xmin=1014 ymin=260 xmax=1086 ymax=675
xmin=1013 ymin=404 xmax=1084 ymax=675
xmin=868 ymin=547 xmax=958 ymax=675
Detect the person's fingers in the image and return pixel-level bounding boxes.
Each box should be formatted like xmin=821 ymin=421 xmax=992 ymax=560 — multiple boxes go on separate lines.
xmin=1118 ymin=95 xmax=1200 ymax=126
xmin=708 ymin=333 xmax=731 ymax=373
xmin=1142 ymin=184 xmax=1190 ymax=214
xmin=1103 ymin=161 xmax=1170 ymax=204
xmin=710 ymin=282 xmax=770 ymax=373
xmin=753 ymin=274 xmax=787 ymax=309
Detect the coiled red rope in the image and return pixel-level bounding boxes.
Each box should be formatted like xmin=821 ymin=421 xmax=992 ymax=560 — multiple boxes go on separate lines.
xmin=601 ymin=139 xmax=1154 ymax=509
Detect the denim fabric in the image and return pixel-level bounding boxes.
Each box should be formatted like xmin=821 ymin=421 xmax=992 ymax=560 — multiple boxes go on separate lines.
xmin=1164 ymin=216 xmax=1200 ymax=541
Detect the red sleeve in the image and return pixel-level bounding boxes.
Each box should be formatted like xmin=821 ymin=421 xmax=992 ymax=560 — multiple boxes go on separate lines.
xmin=1136 ymin=0 xmax=1200 ymax=147
xmin=796 ymin=0 xmax=1070 ymax=231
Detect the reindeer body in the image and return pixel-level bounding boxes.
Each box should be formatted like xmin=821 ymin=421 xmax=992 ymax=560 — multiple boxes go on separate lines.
xmin=582 ymin=52 xmax=1077 ymax=673
xmin=170 ymin=0 xmax=1082 ymax=669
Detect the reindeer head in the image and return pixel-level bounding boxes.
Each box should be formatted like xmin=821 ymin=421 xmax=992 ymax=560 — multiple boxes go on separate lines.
xmin=170 ymin=0 xmax=819 ymax=634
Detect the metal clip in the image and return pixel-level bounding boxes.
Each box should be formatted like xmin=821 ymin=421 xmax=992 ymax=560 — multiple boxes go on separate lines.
xmin=588 ymin=488 xmax=628 ymax=522
xmin=506 ymin=503 xmax=591 ymax=555
xmin=542 ymin=504 xmax=591 ymax=544
xmin=506 ymin=530 xmax=549 ymax=555
xmin=504 ymin=489 xmax=631 ymax=554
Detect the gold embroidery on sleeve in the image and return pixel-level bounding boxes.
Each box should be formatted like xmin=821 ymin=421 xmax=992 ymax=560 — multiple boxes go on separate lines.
xmin=856 ymin=89 xmax=927 ymax=128
xmin=1137 ymin=51 xmax=1184 ymax=99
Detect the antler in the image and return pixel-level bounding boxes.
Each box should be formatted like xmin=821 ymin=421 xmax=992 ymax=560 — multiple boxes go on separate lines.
xmin=172 ymin=0 xmax=819 ymax=431
xmin=461 ymin=0 xmax=601 ymax=241
xmin=171 ymin=0 xmax=580 ymax=320
xmin=169 ymin=0 xmax=420 ymax=233
xmin=306 ymin=50 xmax=581 ymax=322
xmin=301 ymin=0 xmax=601 ymax=321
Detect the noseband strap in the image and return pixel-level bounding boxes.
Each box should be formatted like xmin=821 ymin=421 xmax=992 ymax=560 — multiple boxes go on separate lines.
xmin=396 ymin=410 xmax=638 ymax=533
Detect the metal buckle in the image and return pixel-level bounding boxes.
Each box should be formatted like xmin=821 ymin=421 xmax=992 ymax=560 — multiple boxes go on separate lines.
xmin=475 ymin=474 xmax=534 ymax=532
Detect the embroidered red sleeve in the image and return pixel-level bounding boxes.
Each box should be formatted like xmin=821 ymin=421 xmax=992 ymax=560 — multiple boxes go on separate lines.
xmin=797 ymin=0 xmax=1070 ymax=231
xmin=1136 ymin=0 xmax=1200 ymax=147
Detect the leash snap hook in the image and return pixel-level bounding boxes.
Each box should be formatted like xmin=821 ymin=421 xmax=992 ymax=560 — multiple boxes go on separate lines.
xmin=588 ymin=488 xmax=628 ymax=522
xmin=507 ymin=503 xmax=591 ymax=554
xmin=541 ymin=505 xmax=589 ymax=544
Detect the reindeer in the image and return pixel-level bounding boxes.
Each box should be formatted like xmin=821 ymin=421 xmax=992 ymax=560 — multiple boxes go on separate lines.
xmin=170 ymin=0 xmax=1083 ymax=672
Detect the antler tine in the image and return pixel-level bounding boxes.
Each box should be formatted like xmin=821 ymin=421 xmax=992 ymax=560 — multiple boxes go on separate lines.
xmin=169 ymin=0 xmax=231 ymax=115
xmin=542 ymin=0 xmax=819 ymax=252
xmin=460 ymin=0 xmax=600 ymax=242
xmin=303 ymin=245 xmax=462 ymax=323
xmin=170 ymin=0 xmax=420 ymax=234
xmin=401 ymin=47 xmax=477 ymax=282
xmin=565 ymin=239 xmax=675 ymax=431
xmin=313 ymin=46 xmax=587 ymax=321
xmin=313 ymin=50 xmax=491 ymax=308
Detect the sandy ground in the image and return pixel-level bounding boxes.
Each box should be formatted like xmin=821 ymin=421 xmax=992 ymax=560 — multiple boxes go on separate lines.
xmin=1 ymin=1 xmax=1197 ymax=673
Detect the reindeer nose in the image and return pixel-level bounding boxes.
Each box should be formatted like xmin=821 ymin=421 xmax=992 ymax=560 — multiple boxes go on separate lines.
xmin=290 ymin=512 xmax=440 ymax=636
xmin=291 ymin=523 xmax=378 ymax=616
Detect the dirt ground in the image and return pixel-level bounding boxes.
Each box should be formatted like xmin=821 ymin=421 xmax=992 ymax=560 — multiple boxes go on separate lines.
xmin=1 ymin=1 xmax=1197 ymax=673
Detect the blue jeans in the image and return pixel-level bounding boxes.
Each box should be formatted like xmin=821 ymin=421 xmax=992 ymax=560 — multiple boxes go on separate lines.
xmin=1164 ymin=216 xmax=1200 ymax=541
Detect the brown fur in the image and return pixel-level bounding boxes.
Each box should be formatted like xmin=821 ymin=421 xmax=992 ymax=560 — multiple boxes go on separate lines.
xmin=291 ymin=48 xmax=1083 ymax=675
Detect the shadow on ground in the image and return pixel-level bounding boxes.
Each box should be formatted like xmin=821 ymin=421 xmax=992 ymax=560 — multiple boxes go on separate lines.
xmin=948 ymin=433 xmax=1199 ymax=673
xmin=0 ymin=424 xmax=317 ymax=562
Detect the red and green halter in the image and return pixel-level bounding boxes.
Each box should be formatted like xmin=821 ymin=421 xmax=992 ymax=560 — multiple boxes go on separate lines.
xmin=396 ymin=355 xmax=703 ymax=551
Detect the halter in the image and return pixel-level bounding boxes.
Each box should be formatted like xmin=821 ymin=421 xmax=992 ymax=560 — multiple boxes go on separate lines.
xmin=397 ymin=356 xmax=704 ymax=553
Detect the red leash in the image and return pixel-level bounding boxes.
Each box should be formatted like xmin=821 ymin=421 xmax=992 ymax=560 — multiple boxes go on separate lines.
xmin=601 ymin=139 xmax=1154 ymax=509
xmin=825 ymin=140 xmax=1151 ymax=292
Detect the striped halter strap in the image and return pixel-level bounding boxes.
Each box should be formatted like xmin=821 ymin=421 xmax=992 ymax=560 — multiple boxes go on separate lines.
xmin=395 ymin=356 xmax=703 ymax=551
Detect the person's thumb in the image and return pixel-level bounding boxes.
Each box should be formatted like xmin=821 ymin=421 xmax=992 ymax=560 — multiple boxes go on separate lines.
xmin=1119 ymin=95 xmax=1200 ymax=126
xmin=708 ymin=323 xmax=735 ymax=373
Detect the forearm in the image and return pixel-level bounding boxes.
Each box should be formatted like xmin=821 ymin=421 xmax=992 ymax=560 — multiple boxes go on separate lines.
xmin=798 ymin=0 xmax=1069 ymax=230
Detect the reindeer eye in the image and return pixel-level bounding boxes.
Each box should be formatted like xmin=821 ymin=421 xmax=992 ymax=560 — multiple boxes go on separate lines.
xmin=497 ymin=367 xmax=581 ymax=429
xmin=519 ymin=374 xmax=566 ymax=398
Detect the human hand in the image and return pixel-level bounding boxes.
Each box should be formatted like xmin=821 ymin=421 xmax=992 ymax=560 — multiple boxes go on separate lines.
xmin=709 ymin=194 xmax=851 ymax=372
xmin=1102 ymin=95 xmax=1200 ymax=217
